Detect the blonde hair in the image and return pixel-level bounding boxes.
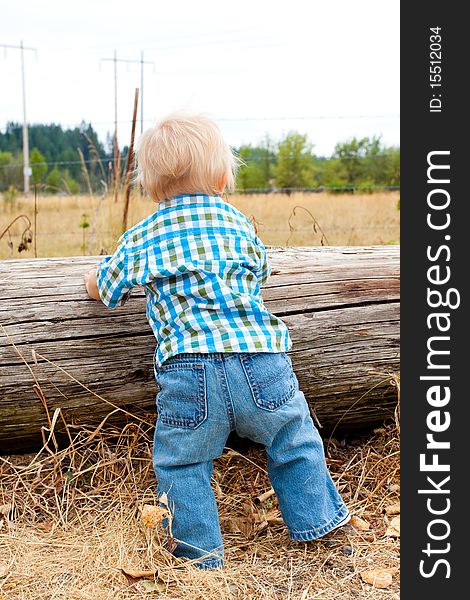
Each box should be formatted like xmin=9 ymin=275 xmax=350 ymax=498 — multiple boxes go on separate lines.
xmin=136 ymin=111 xmax=239 ymax=202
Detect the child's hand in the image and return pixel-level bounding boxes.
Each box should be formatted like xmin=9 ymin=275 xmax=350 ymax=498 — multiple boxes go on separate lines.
xmin=84 ymin=269 xmax=101 ymax=301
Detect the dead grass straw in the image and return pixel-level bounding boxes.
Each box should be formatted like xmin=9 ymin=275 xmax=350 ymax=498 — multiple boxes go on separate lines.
xmin=0 ymin=387 xmax=400 ymax=599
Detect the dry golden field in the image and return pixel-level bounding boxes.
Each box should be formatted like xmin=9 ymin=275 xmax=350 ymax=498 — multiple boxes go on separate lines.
xmin=0 ymin=191 xmax=400 ymax=259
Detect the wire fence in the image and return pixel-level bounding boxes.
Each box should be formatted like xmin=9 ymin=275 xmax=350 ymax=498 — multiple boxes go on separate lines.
xmin=10 ymin=223 xmax=399 ymax=237
xmin=233 ymin=185 xmax=400 ymax=193
xmin=0 ymin=153 xmax=400 ymax=171
xmin=0 ymin=185 xmax=400 ymax=195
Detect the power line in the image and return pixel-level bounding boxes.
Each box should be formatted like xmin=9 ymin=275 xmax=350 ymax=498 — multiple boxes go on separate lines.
xmin=99 ymin=51 xmax=154 ymax=200
xmin=100 ymin=51 xmax=154 ymax=136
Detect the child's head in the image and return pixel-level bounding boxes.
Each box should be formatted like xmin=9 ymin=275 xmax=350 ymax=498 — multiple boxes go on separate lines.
xmin=136 ymin=111 xmax=239 ymax=202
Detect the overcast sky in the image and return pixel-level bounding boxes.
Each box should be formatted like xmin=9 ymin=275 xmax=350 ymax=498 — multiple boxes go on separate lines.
xmin=0 ymin=0 xmax=399 ymax=156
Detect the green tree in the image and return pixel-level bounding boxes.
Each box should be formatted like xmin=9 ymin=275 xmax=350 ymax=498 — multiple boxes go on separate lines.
xmin=0 ymin=151 xmax=13 ymax=191
xmin=333 ymin=137 xmax=370 ymax=184
xmin=332 ymin=136 xmax=400 ymax=190
xmin=61 ymin=169 xmax=80 ymax=194
xmin=236 ymin=137 xmax=276 ymax=191
xmin=382 ymin=146 xmax=400 ymax=187
xmin=273 ymin=132 xmax=315 ymax=191
xmin=0 ymin=122 xmax=108 ymax=192
xmin=256 ymin=134 xmax=276 ymax=186
xmin=46 ymin=167 xmax=80 ymax=194
xmin=30 ymin=147 xmax=48 ymax=186
xmin=45 ymin=167 xmax=62 ymax=193
xmin=0 ymin=150 xmax=12 ymax=168
xmin=314 ymin=157 xmax=348 ymax=191
xmin=237 ymin=145 xmax=269 ymax=191
xmin=0 ymin=151 xmax=23 ymax=191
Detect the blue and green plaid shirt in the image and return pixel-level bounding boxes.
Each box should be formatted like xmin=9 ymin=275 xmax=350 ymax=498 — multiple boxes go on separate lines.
xmin=96 ymin=193 xmax=292 ymax=367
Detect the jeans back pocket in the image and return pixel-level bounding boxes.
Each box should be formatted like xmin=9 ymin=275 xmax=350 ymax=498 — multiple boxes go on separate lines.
xmin=155 ymin=362 xmax=207 ymax=429
xmin=240 ymin=352 xmax=297 ymax=411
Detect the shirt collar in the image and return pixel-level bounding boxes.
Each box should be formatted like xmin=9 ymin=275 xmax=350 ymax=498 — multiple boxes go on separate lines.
xmin=157 ymin=193 xmax=223 ymax=210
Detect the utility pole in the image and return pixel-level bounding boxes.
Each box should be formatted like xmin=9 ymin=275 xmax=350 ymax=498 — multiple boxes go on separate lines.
xmin=100 ymin=51 xmax=154 ymax=200
xmin=140 ymin=51 xmax=144 ymax=134
xmin=1 ymin=41 xmax=37 ymax=196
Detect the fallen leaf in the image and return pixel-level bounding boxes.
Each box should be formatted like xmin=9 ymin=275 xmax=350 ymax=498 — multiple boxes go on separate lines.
xmin=385 ymin=502 xmax=400 ymax=516
xmin=256 ymin=520 xmax=268 ymax=532
xmin=385 ymin=515 xmax=400 ymax=537
xmin=266 ymin=516 xmax=284 ymax=526
xmin=256 ymin=509 xmax=283 ymax=527
xmin=350 ymin=515 xmax=370 ymax=531
xmin=232 ymin=516 xmax=256 ymax=538
xmin=0 ymin=504 xmax=13 ymax=516
xmin=35 ymin=522 xmax=53 ymax=532
xmin=158 ymin=493 xmax=174 ymax=536
xmin=373 ymin=427 xmax=386 ymax=434
xmin=121 ymin=567 xmax=159 ymax=580
xmin=242 ymin=501 xmax=256 ymax=515
xmin=141 ymin=505 xmax=166 ymax=529
xmin=214 ymin=479 xmax=223 ymax=498
xmin=121 ymin=569 xmax=139 ymax=587
xmin=138 ymin=579 xmax=166 ymax=592
xmin=121 ymin=568 xmax=167 ymax=592
xmin=361 ymin=568 xmax=395 ymax=588
xmin=0 ymin=563 xmax=8 ymax=578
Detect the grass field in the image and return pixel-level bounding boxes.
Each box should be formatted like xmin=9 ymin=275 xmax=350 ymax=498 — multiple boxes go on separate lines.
xmin=0 ymin=191 xmax=400 ymax=259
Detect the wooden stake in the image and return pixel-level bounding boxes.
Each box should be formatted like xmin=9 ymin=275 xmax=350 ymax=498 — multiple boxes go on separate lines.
xmin=113 ymin=132 xmax=120 ymax=203
xmin=122 ymin=88 xmax=139 ymax=233
xmin=34 ymin=185 xmax=38 ymax=258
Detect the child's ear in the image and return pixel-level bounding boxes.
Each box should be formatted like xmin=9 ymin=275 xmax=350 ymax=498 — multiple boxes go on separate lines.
xmin=217 ymin=173 xmax=228 ymax=194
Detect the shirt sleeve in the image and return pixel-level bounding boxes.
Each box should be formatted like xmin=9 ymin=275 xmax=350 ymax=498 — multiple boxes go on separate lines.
xmin=96 ymin=234 xmax=133 ymax=308
xmin=254 ymin=235 xmax=272 ymax=286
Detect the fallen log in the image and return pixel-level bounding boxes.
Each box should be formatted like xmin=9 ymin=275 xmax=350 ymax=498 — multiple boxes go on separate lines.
xmin=0 ymin=246 xmax=399 ymax=453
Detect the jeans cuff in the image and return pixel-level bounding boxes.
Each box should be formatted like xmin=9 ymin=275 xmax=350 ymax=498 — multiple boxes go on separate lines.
xmin=288 ymin=506 xmax=350 ymax=541
xmin=194 ymin=557 xmax=224 ymax=570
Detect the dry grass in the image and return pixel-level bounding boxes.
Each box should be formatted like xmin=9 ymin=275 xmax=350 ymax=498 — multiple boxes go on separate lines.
xmin=0 ymin=191 xmax=400 ymax=259
xmin=0 ymin=397 xmax=400 ymax=599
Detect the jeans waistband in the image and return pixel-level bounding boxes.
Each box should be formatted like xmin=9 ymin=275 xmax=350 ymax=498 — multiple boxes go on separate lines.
xmin=161 ymin=350 xmax=285 ymax=366
xmin=166 ymin=351 xmax=243 ymax=362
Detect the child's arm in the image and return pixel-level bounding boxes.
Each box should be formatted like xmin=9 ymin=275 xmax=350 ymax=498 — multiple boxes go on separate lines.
xmin=84 ymin=269 xmax=102 ymax=301
xmin=254 ymin=235 xmax=272 ymax=286
xmin=84 ymin=234 xmax=134 ymax=307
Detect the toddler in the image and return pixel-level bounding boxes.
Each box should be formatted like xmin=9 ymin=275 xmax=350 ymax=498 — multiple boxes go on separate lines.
xmin=84 ymin=112 xmax=349 ymax=570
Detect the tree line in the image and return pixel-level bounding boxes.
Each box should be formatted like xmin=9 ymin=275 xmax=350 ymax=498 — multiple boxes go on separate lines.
xmin=237 ymin=133 xmax=400 ymax=192
xmin=0 ymin=122 xmax=109 ymax=195
xmin=0 ymin=123 xmax=400 ymax=195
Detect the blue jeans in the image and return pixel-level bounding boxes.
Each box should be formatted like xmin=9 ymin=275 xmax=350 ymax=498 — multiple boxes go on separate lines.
xmin=152 ymin=351 xmax=349 ymax=570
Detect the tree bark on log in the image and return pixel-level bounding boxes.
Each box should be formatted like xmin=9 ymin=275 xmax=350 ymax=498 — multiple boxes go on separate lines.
xmin=0 ymin=246 xmax=399 ymax=453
